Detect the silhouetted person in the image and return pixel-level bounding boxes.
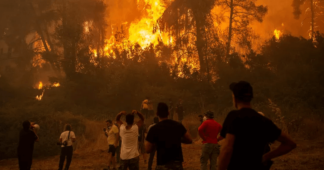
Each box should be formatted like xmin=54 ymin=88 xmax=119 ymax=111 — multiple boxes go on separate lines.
xmin=198 ymin=115 xmax=203 ymax=125
xmin=145 ymin=102 xmax=192 ymax=170
xmin=138 ymin=121 xmax=147 ymax=164
xmin=198 ymin=111 xmax=222 ymax=170
xmin=58 ymin=124 xmax=76 ymax=170
xmin=148 ymin=98 xmax=154 ymax=119
xmin=175 ymin=99 xmax=184 ymax=123
xmin=17 ymin=121 xmax=39 ymax=170
xmin=114 ymin=121 xmax=121 ymax=165
xmin=116 ymin=110 xmax=145 ymax=170
xmin=141 ymin=98 xmax=149 ymax=119
xmin=168 ymin=99 xmax=174 ymax=120
xmin=147 ymin=117 xmax=159 ymax=170
xmin=104 ymin=120 xmax=119 ymax=170
xmin=218 ymin=81 xmax=297 ymax=170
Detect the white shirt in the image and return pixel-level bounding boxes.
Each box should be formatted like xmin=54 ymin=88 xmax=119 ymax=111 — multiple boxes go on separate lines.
xmin=60 ymin=131 xmax=76 ymax=147
xmin=119 ymin=124 xmax=139 ymax=160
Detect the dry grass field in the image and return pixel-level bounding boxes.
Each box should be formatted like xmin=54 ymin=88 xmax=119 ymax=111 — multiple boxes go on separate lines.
xmin=0 ymin=138 xmax=323 ymax=170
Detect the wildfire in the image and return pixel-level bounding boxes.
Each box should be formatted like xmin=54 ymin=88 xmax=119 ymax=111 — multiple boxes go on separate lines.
xmin=274 ymin=29 xmax=282 ymax=40
xmin=128 ymin=0 xmax=166 ymax=47
xmin=34 ymin=82 xmax=60 ymax=101
xmin=52 ymin=83 xmax=60 ymax=87
xmin=38 ymin=82 xmax=43 ymax=90
xmin=36 ymin=89 xmax=45 ymax=101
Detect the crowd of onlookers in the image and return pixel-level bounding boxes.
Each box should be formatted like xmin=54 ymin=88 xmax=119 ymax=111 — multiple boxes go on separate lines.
xmin=17 ymin=81 xmax=296 ymax=170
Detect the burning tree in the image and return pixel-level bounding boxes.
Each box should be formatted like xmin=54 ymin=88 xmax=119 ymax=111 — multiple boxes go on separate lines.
xmin=292 ymin=0 xmax=324 ymax=40
xmin=219 ymin=0 xmax=268 ymax=58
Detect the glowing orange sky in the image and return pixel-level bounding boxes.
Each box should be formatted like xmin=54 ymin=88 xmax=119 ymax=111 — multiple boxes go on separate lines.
xmin=253 ymin=0 xmax=314 ymax=40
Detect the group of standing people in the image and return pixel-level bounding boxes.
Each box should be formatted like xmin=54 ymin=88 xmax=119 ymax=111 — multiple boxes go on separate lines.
xmin=196 ymin=81 xmax=297 ymax=170
xmin=17 ymin=121 xmax=76 ymax=170
xmin=142 ymin=97 xmax=185 ymax=123
xmin=103 ymin=105 xmax=192 ymax=170
xmin=17 ymin=81 xmax=297 ymax=170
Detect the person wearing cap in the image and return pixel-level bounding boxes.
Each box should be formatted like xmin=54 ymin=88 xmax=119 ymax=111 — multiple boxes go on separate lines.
xmin=198 ymin=111 xmax=222 ymax=170
xmin=218 ymin=81 xmax=297 ymax=170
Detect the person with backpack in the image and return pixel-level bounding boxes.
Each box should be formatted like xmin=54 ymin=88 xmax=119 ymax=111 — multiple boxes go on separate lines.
xmin=58 ymin=124 xmax=76 ymax=170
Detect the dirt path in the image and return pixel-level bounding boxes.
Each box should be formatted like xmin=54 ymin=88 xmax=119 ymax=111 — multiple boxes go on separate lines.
xmin=0 ymin=139 xmax=323 ymax=170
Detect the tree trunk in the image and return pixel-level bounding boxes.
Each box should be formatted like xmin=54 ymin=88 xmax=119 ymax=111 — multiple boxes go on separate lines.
xmin=226 ymin=0 xmax=234 ymax=59
xmin=311 ymin=0 xmax=314 ymax=40
xmin=192 ymin=9 xmax=206 ymax=75
xmin=28 ymin=2 xmax=50 ymax=53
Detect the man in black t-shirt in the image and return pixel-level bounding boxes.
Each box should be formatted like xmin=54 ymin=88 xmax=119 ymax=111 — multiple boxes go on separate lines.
xmin=218 ymin=81 xmax=297 ymax=170
xmin=145 ymin=102 xmax=192 ymax=170
xmin=17 ymin=121 xmax=39 ymax=170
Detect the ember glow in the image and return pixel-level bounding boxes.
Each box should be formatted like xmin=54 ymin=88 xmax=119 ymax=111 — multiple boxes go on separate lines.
xmin=274 ymin=29 xmax=282 ymax=40
xmin=38 ymin=82 xmax=43 ymax=90
xmin=36 ymin=89 xmax=45 ymax=101
xmin=52 ymin=83 xmax=60 ymax=87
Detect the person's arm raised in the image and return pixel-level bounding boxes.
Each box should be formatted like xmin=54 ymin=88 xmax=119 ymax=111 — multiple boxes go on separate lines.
xmin=134 ymin=110 xmax=144 ymax=126
xmin=218 ymin=133 xmax=235 ymax=170
xmin=262 ymin=132 xmax=296 ymax=162
xmin=116 ymin=111 xmax=126 ymax=126
xmin=33 ymin=128 xmax=39 ymax=142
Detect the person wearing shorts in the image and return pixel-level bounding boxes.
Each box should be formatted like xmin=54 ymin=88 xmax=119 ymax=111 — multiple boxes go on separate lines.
xmin=104 ymin=120 xmax=119 ymax=170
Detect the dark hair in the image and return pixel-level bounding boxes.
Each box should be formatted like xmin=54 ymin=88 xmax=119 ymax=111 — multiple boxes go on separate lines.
xmin=153 ymin=117 xmax=159 ymax=124
xmin=157 ymin=102 xmax=168 ymax=118
xmin=106 ymin=120 xmax=112 ymax=124
xmin=64 ymin=124 xmax=72 ymax=131
xmin=126 ymin=113 xmax=134 ymax=125
xmin=23 ymin=121 xmax=30 ymax=130
xmin=205 ymin=111 xmax=214 ymax=118
xmin=230 ymin=81 xmax=253 ymax=102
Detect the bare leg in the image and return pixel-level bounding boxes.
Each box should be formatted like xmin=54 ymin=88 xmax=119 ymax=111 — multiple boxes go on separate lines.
xmin=108 ymin=152 xmax=112 ymax=168
xmin=142 ymin=153 xmax=147 ymax=163
xmin=111 ymin=155 xmax=116 ymax=169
